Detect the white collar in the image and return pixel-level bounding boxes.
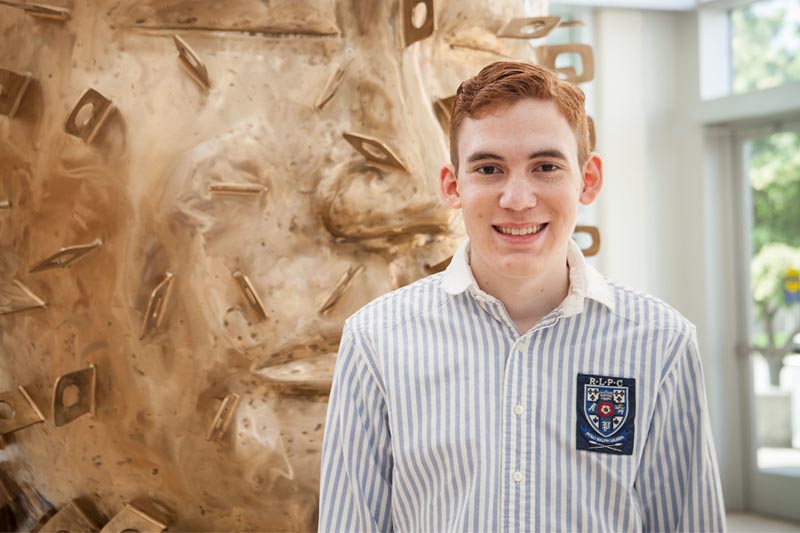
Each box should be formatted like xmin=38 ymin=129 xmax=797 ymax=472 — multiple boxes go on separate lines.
xmin=440 ymin=238 xmax=615 ymax=317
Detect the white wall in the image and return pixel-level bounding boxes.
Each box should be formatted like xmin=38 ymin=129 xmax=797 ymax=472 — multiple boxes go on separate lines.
xmin=593 ymin=9 xmax=652 ymax=292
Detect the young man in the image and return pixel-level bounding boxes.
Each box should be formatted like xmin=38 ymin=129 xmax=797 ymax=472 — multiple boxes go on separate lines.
xmin=319 ymin=62 xmax=726 ymax=532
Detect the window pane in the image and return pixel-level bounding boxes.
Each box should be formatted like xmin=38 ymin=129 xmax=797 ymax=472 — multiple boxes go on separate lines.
xmin=746 ymin=130 xmax=800 ymax=474
xmin=731 ymin=0 xmax=800 ymax=94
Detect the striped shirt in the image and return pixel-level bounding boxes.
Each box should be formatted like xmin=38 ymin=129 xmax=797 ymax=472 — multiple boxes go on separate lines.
xmin=319 ymin=238 xmax=726 ymax=532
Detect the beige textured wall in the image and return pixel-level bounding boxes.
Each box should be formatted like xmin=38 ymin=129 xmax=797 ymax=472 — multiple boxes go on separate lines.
xmin=0 ymin=1 xmax=548 ymax=530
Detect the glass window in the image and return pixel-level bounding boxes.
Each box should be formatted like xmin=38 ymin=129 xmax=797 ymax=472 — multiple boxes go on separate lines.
xmin=731 ymin=0 xmax=800 ymax=94
xmin=746 ymin=130 xmax=800 ymax=474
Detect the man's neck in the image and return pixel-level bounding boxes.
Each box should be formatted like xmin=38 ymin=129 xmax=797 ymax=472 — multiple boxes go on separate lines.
xmin=471 ymin=253 xmax=570 ymax=335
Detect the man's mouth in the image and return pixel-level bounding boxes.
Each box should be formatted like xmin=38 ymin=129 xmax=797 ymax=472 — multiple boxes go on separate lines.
xmin=492 ymin=223 xmax=548 ymax=236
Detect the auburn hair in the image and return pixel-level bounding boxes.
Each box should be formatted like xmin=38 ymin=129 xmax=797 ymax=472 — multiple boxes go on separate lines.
xmin=449 ymin=61 xmax=590 ymax=169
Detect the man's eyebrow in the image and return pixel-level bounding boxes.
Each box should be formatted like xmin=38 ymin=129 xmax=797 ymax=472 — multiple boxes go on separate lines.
xmin=530 ymin=149 xmax=568 ymax=160
xmin=466 ymin=152 xmax=504 ymax=163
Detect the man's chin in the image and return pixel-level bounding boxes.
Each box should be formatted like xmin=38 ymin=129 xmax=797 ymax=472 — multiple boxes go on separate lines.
xmin=489 ymin=255 xmax=552 ymax=280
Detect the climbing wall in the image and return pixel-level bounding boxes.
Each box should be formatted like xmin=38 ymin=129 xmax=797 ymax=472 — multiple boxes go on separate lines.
xmin=0 ymin=0 xmax=596 ymax=530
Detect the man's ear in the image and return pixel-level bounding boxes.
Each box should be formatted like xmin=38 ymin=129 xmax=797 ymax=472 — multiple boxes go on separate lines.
xmin=579 ymin=153 xmax=603 ymax=206
xmin=440 ymin=164 xmax=462 ymax=209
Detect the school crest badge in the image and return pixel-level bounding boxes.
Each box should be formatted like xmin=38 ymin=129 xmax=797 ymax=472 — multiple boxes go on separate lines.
xmin=576 ymin=373 xmax=636 ymax=455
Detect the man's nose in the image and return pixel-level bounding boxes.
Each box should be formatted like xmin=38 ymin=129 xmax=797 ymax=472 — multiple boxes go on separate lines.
xmin=498 ymin=172 xmax=537 ymax=211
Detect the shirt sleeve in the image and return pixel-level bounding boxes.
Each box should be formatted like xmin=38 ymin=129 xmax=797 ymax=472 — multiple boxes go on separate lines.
xmin=318 ymin=320 xmax=393 ymax=533
xmin=635 ymin=327 xmax=726 ymax=532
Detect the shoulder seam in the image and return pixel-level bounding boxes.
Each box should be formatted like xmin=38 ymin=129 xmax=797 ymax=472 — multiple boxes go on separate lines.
xmin=605 ymin=282 xmax=694 ymax=330
xmin=343 ymin=320 xmax=389 ymax=399
xmin=658 ymin=326 xmax=697 ymax=388
xmin=360 ymin=272 xmax=443 ymax=309
xmin=350 ymin=273 xmax=448 ymax=332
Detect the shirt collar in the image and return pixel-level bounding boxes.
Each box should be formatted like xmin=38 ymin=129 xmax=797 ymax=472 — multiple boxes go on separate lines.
xmin=440 ymin=237 xmax=615 ymax=316
xmin=439 ymin=238 xmax=476 ymax=296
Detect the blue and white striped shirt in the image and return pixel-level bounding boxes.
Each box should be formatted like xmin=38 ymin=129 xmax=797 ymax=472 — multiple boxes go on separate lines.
xmin=319 ymin=239 xmax=725 ymax=532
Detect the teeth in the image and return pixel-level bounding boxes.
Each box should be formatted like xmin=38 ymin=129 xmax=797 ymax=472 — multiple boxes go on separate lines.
xmin=496 ymin=224 xmax=545 ymax=236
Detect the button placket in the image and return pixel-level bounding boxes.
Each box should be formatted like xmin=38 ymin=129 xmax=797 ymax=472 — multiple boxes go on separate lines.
xmin=501 ymin=327 xmax=536 ymax=519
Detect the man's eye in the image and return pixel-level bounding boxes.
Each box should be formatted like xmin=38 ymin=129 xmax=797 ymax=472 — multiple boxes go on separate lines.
xmin=537 ymin=163 xmax=559 ymax=172
xmin=477 ymin=165 xmax=499 ymax=175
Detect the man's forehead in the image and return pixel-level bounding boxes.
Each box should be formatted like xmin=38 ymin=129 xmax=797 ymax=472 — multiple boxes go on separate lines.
xmin=457 ymin=99 xmax=578 ymax=159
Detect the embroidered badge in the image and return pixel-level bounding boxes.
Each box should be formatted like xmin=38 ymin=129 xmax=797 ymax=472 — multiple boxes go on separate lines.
xmin=576 ymin=373 xmax=635 ymax=455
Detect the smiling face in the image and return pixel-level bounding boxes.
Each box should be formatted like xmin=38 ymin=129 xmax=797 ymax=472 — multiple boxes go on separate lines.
xmin=441 ymin=98 xmax=602 ymax=287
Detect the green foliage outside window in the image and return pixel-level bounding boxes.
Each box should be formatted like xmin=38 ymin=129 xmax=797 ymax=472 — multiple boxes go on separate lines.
xmin=731 ymin=1 xmax=800 ymax=93
xmin=750 ymin=133 xmax=800 ymax=255
xmin=733 ymin=1 xmax=800 ymax=385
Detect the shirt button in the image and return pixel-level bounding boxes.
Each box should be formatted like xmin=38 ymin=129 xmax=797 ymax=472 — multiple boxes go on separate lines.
xmin=513 ymin=404 xmax=524 ymax=416
xmin=516 ymin=342 xmax=526 ymax=352
xmin=513 ymin=471 xmax=523 ymax=483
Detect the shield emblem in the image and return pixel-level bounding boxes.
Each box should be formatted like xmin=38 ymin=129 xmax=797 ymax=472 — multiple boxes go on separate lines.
xmin=584 ymin=384 xmax=629 ymax=437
